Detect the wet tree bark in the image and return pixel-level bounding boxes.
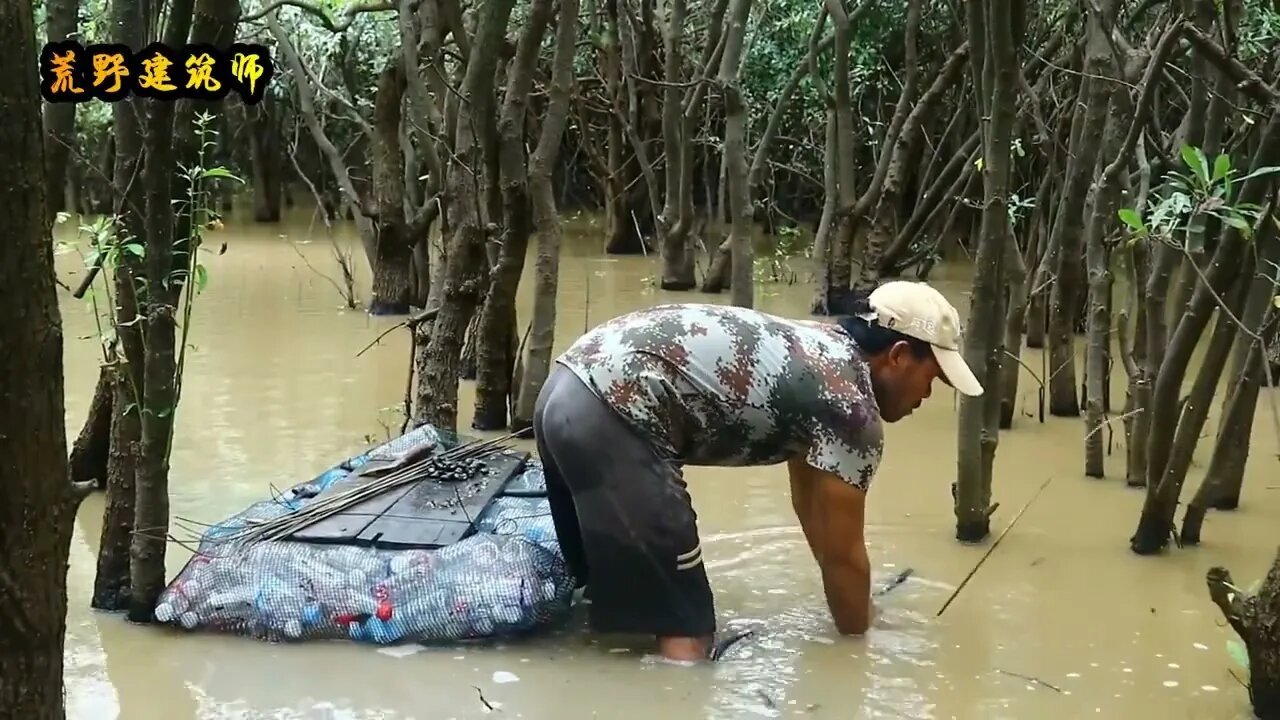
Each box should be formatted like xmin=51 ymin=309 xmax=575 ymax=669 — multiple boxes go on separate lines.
xmin=997 ymin=207 xmax=1032 ymax=429
xmin=248 ymin=97 xmax=282 ymax=223
xmin=0 ymin=0 xmax=81 ymax=713
xmin=131 ymin=0 xmax=196 ymax=623
xmin=1121 ymin=129 xmax=1155 ymax=488
xmin=1181 ymin=198 xmax=1279 ymax=544
xmin=998 ymin=152 xmax=1054 ymax=428
xmin=598 ymin=0 xmax=649 ymax=256
xmin=414 ymin=0 xmax=519 ymax=432
xmin=92 ymin=0 xmax=147 ymax=613
xmin=472 ymin=0 xmax=554 ymax=430
xmin=814 ymin=0 xmax=857 ymax=309
xmin=954 ymin=0 xmax=1017 ymax=543
xmin=42 ymin=0 xmax=78 ymax=219
xmin=655 ymin=0 xmax=728 ymax=291
xmin=845 ymin=0 xmax=922 ymax=295
xmin=368 ymin=59 xmax=414 ymax=316
xmin=1044 ymin=1 xmax=1118 ymax=419
xmin=718 ymin=0 xmax=753 ymax=308
xmin=69 ymin=365 xmax=114 ymax=490
xmin=1081 ymin=33 xmax=1172 ymax=478
xmin=93 ymin=367 xmax=138 ymax=610
xmin=1206 ymin=548 xmax=1280 ymax=718
xmin=1132 ymin=109 xmax=1280 ymax=556
xmin=858 ymin=42 xmax=970 ymax=291
xmin=512 ymin=0 xmax=580 ymax=432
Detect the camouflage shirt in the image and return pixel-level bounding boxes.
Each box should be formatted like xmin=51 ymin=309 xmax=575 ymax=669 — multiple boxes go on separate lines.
xmin=555 ymin=304 xmax=884 ymax=492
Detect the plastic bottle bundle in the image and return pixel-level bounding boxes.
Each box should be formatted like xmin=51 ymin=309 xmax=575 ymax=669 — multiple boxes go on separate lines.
xmin=474 ymin=497 xmax=559 ymax=553
xmin=155 ymin=425 xmax=577 ymax=646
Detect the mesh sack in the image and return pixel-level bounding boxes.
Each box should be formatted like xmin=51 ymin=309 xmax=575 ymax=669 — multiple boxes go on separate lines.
xmin=156 ymin=425 xmax=575 ymax=645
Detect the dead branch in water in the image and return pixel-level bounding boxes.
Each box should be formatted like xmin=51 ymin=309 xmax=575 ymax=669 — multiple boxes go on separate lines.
xmin=937 ymin=476 xmax=1053 ymax=618
xmin=996 ymin=669 xmax=1063 ymax=693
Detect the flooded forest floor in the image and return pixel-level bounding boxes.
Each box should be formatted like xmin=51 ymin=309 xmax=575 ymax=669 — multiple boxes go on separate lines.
xmin=53 ymin=210 xmax=1279 ymax=720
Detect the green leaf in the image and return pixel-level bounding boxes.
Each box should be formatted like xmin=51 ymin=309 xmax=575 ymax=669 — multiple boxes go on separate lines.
xmin=194 ymin=264 xmax=209 ymax=293
xmin=83 ymin=249 xmax=100 ymax=269
xmin=125 ymin=243 xmax=145 ymax=257
xmin=201 ymin=167 xmax=246 ymax=184
xmin=1221 ymin=213 xmax=1254 ymax=238
xmin=1212 ymin=153 xmax=1231 ymax=183
xmin=1117 ymin=208 xmax=1146 ymax=231
xmin=1181 ymin=145 xmax=1210 ymax=185
xmin=1227 ymin=639 xmax=1250 ymax=672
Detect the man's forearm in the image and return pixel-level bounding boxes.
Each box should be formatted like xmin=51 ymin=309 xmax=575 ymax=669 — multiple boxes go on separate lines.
xmin=820 ymin=551 xmax=872 ymax=635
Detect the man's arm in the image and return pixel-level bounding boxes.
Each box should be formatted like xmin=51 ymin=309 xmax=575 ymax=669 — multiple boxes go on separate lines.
xmin=787 ymin=456 xmax=873 ymax=635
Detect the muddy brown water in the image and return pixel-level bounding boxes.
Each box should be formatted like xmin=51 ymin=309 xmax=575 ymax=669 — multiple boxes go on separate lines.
xmin=53 ymin=209 xmax=1278 ymax=719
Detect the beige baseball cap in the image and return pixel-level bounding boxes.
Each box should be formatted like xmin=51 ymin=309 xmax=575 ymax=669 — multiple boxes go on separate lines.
xmin=859 ymin=280 xmax=985 ymax=397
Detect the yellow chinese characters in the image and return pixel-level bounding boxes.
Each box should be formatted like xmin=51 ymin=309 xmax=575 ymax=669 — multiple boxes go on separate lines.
xmin=227 ymin=43 xmax=274 ymax=105
xmin=92 ymin=51 xmax=130 ymax=95
xmin=38 ymin=41 xmax=274 ymax=104
xmin=40 ymin=42 xmax=86 ymax=101
xmin=185 ymin=52 xmax=222 ymax=95
xmin=137 ymin=46 xmax=178 ymax=95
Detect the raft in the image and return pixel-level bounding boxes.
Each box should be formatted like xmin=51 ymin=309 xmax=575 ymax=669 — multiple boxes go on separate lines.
xmin=154 ymin=424 xmax=575 ymax=645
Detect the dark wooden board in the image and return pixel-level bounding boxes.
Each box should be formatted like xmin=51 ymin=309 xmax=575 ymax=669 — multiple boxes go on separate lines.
xmin=357 ymin=450 xmax=530 ymax=549
xmin=286 ymin=459 xmax=413 ymax=545
xmin=285 ymin=450 xmax=530 ymax=550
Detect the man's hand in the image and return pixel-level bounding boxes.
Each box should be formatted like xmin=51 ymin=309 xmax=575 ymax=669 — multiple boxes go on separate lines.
xmin=787 ymin=456 xmax=872 ymax=635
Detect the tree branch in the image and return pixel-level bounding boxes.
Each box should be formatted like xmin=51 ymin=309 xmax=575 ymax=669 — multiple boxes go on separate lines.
xmin=240 ymin=0 xmax=395 ymax=31
xmin=1181 ymin=22 xmax=1280 ymax=108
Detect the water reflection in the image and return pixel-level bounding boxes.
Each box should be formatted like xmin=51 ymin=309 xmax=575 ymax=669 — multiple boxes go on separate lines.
xmin=52 ymin=209 xmax=1273 ymax=719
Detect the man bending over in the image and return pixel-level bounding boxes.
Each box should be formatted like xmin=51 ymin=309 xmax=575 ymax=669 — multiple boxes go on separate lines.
xmin=531 ymin=280 xmax=983 ymax=662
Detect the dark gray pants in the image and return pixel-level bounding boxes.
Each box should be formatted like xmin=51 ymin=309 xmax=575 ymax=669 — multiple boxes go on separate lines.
xmin=532 ymin=363 xmax=716 ymax=638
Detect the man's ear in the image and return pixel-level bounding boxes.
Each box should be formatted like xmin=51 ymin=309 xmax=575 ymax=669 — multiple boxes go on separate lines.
xmin=886 ymin=339 xmax=912 ymax=366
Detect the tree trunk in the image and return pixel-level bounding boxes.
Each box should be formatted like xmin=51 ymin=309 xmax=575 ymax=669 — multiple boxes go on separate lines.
xmin=368 ymin=60 xmax=413 ymax=316
xmin=656 ymin=0 xmax=693 ymax=290
xmin=1044 ymin=7 xmax=1117 ymax=419
xmin=41 ymin=0 xmax=78 ymax=219
xmin=718 ymin=0 xmax=753 ymax=308
xmin=369 ymin=227 xmax=415 ymax=315
xmin=1206 ymin=548 xmax=1280 ymax=718
xmin=93 ymin=0 xmax=147 ymax=614
xmin=69 ymin=364 xmax=114 ymax=490
xmin=600 ymin=0 xmax=648 ymax=256
xmin=414 ymin=0 xmax=520 ymax=433
xmin=808 ymin=106 xmax=839 ymax=313
xmin=459 ymin=312 xmax=481 ymax=381
xmin=1081 ymin=39 xmax=1159 ymax=478
xmin=92 ymin=372 xmax=137 ymax=611
xmin=512 ymin=0 xmax=579 ymax=432
xmin=858 ymin=42 xmax=970 ymax=290
xmin=473 ymin=0 xmax=554 ymax=430
xmin=1132 ymin=111 xmax=1280 ymax=555
xmin=1181 ymin=207 xmax=1280 ymax=544
xmin=249 ymin=97 xmax=282 ymax=223
xmin=131 ymin=0 xmax=197 ymax=622
xmin=954 ymin=0 xmax=1017 ymax=543
xmin=0 ymin=1 xmax=79 ymax=713
xmin=997 ymin=209 xmax=1032 ymax=429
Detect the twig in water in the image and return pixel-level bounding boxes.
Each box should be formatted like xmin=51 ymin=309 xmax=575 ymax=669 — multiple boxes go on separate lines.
xmin=355 ymin=307 xmax=439 ymax=358
xmin=937 ymin=477 xmax=1054 ymax=617
xmin=996 ymin=668 xmax=1063 ymax=693
xmin=473 ymin=686 xmax=496 ymax=711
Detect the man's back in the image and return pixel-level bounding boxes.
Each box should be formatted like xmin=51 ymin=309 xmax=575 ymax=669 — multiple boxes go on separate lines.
xmin=556 ymin=304 xmax=883 ymax=487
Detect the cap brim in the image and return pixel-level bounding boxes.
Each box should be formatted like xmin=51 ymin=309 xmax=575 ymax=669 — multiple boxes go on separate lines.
xmin=932 ymin=346 xmax=984 ymax=397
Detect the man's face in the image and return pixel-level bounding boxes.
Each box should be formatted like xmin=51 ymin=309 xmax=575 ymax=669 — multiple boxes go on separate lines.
xmin=867 ymin=341 xmax=944 ymax=422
